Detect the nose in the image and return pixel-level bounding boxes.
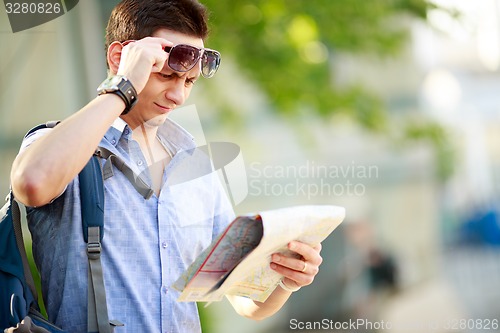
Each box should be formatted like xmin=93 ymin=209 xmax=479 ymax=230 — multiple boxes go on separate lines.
xmin=165 ymin=78 xmax=186 ymax=106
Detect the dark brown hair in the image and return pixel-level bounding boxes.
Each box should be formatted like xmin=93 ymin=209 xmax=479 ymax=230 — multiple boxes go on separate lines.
xmin=105 ymin=0 xmax=209 ymax=52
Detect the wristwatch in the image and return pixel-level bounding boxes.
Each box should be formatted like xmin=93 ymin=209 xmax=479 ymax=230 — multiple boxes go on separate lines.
xmin=97 ymin=75 xmax=138 ymax=114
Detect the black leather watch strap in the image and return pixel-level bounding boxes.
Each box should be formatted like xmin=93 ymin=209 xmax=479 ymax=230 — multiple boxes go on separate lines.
xmin=97 ymin=76 xmax=138 ymax=114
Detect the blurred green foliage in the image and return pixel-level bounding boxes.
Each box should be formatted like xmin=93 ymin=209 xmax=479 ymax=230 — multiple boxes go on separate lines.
xmin=404 ymin=119 xmax=455 ymax=181
xmin=202 ymin=0 xmax=458 ymax=179
xmin=203 ymin=0 xmax=440 ymax=126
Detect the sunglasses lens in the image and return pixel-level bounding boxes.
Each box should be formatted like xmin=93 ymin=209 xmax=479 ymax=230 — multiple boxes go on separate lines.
xmin=168 ymin=45 xmax=201 ymax=72
xmin=165 ymin=44 xmax=221 ymax=78
xmin=201 ymin=51 xmax=220 ymax=78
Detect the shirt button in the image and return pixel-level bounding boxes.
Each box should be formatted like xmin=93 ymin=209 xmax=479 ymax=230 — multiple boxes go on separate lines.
xmin=137 ymin=160 xmax=143 ymax=166
xmin=162 ymin=286 xmax=168 ymax=294
xmin=111 ymin=139 xmax=116 ymax=145
xmin=162 ymin=241 xmax=168 ymax=249
xmin=124 ymin=129 xmax=129 ymax=135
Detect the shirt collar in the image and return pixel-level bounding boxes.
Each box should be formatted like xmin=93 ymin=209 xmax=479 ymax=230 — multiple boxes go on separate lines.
xmin=112 ymin=117 xmax=127 ymax=133
xmin=157 ymin=117 xmax=196 ymax=154
xmin=103 ymin=117 xmax=196 ymax=153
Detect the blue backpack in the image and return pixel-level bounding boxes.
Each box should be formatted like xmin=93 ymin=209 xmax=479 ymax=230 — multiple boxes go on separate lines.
xmin=0 ymin=122 xmax=120 ymax=333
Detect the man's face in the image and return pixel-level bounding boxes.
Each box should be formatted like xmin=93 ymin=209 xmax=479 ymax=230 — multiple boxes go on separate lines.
xmin=126 ymin=28 xmax=204 ymax=126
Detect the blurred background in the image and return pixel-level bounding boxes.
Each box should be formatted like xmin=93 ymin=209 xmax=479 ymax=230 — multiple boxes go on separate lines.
xmin=2 ymin=0 xmax=500 ymax=332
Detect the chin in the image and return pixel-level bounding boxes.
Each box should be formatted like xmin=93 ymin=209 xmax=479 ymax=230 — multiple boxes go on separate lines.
xmin=144 ymin=114 xmax=169 ymax=127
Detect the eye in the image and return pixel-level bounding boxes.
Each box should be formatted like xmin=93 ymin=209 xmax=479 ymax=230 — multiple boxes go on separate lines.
xmin=158 ymin=73 xmax=173 ymax=80
xmin=185 ymin=78 xmax=197 ymax=87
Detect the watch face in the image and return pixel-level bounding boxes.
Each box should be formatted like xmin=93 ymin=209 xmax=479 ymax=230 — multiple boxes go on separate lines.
xmin=109 ymin=75 xmax=123 ymax=86
xmin=98 ymin=75 xmax=124 ymax=92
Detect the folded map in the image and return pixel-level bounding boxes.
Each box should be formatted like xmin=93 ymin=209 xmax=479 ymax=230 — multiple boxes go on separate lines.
xmin=172 ymin=205 xmax=345 ymax=302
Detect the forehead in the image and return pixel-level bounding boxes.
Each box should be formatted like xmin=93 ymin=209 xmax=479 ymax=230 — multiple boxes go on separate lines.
xmin=152 ymin=28 xmax=204 ymax=49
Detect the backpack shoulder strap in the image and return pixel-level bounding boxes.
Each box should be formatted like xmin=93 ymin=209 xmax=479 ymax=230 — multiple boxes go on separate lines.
xmin=96 ymin=147 xmax=153 ymax=200
xmin=10 ymin=193 xmax=38 ymax=305
xmin=80 ymin=153 xmax=123 ymax=332
xmin=79 ymin=156 xmax=105 ymax=244
xmin=79 ymin=156 xmax=112 ymax=333
xmin=24 ymin=121 xmax=60 ymax=138
xmin=0 ymin=191 xmax=37 ymax=330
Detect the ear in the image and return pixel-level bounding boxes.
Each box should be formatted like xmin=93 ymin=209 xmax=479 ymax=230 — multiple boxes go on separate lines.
xmin=107 ymin=41 xmax=124 ymax=75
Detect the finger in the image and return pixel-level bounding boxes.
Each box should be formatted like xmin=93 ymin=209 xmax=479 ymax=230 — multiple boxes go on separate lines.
xmin=144 ymin=38 xmax=171 ymax=73
xmin=123 ymin=37 xmax=171 ymax=72
xmin=313 ymin=243 xmax=322 ymax=253
xmin=271 ymin=253 xmax=311 ymax=273
xmin=147 ymin=37 xmax=173 ymax=71
xmin=270 ymin=262 xmax=315 ymax=287
xmin=271 ymin=253 xmax=321 ymax=279
xmin=288 ymin=241 xmax=323 ymax=265
xmin=130 ymin=36 xmax=173 ymax=49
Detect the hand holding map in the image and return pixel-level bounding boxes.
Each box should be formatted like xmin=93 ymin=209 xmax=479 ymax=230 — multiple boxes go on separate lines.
xmin=172 ymin=205 xmax=345 ymax=302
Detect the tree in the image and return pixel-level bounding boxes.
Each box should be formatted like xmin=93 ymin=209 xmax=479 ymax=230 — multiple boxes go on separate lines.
xmin=201 ymin=0 xmax=458 ymax=179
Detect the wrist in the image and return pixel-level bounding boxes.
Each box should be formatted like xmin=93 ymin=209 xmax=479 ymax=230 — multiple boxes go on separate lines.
xmin=97 ymin=93 xmax=127 ymax=111
xmin=97 ymin=75 xmax=138 ymax=114
xmin=278 ymin=278 xmax=301 ymax=293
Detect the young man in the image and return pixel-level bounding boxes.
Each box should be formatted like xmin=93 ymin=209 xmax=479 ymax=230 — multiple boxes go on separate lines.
xmin=10 ymin=0 xmax=324 ymax=332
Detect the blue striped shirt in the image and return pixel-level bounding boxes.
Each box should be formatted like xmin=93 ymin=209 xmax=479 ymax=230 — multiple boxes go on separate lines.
xmin=24 ymin=118 xmax=234 ymax=333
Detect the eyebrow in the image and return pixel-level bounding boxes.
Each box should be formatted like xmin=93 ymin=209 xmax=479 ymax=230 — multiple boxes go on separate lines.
xmin=160 ymin=71 xmax=200 ymax=81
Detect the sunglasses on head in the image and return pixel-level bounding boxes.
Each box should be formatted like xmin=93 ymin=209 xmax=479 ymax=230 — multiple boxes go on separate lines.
xmin=164 ymin=44 xmax=221 ymax=79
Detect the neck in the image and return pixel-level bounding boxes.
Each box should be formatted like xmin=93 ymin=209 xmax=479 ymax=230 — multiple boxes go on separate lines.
xmin=131 ymin=122 xmax=158 ymax=146
xmin=122 ymin=112 xmax=168 ymax=137
xmin=131 ymin=122 xmax=164 ymax=168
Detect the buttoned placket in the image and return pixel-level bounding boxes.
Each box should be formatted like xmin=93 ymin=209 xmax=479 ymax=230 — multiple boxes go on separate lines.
xmin=157 ymin=152 xmax=181 ymax=333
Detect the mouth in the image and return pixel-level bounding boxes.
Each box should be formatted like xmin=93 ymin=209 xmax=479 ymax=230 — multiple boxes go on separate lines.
xmin=154 ymin=102 xmax=174 ymax=112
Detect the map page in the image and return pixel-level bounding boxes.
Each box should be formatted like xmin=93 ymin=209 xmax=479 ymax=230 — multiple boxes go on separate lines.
xmin=172 ymin=205 xmax=345 ymax=302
